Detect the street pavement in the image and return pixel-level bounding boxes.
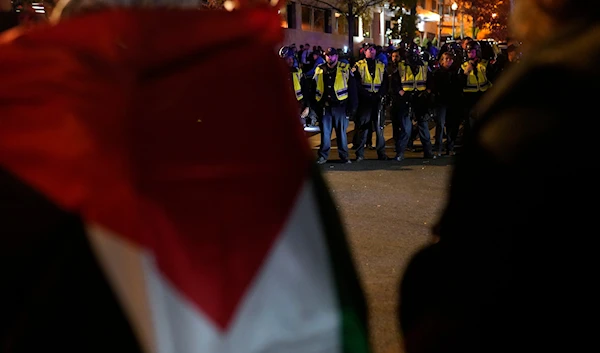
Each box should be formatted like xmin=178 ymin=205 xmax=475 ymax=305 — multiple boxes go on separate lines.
xmin=314 ymin=122 xmax=454 ymax=353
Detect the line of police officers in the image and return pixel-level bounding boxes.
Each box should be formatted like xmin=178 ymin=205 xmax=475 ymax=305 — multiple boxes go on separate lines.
xmin=281 ymin=39 xmax=493 ymax=163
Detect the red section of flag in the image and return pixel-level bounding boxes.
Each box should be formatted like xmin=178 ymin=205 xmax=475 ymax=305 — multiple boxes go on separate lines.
xmin=0 ymin=8 xmax=312 ymax=330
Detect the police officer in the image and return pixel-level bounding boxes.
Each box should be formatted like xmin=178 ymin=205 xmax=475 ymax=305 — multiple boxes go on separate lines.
xmin=459 ymin=37 xmax=473 ymax=64
xmin=490 ymin=44 xmax=520 ymax=83
xmin=429 ymin=51 xmax=463 ymax=156
xmin=460 ymin=40 xmax=491 ymax=138
xmin=280 ymin=47 xmax=311 ymax=127
xmin=313 ymin=47 xmax=358 ymax=164
xmin=353 ymin=43 xmax=389 ymax=161
xmin=393 ymin=43 xmax=434 ymax=160
xmin=388 ymin=49 xmax=403 ymax=153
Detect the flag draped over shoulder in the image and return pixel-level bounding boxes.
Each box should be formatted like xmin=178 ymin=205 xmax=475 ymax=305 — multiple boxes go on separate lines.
xmin=0 ymin=6 xmax=369 ymax=353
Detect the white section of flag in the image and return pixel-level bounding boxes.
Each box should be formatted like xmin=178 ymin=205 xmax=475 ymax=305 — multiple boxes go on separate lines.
xmin=87 ymin=224 xmax=157 ymax=353
xmin=87 ymin=180 xmax=340 ymax=353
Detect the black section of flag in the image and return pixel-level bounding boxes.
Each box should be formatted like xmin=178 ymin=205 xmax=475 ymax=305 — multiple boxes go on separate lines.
xmin=0 ymin=168 xmax=143 ymax=353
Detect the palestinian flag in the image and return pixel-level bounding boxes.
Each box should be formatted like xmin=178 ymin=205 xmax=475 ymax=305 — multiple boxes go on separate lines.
xmin=0 ymin=6 xmax=369 ymax=353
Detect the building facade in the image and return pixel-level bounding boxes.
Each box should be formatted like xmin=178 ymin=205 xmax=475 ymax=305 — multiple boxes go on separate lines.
xmin=280 ymin=1 xmax=393 ymax=53
xmin=280 ymin=0 xmax=477 ymax=52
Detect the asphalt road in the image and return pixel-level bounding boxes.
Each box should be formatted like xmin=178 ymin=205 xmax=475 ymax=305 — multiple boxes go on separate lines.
xmin=320 ymin=149 xmax=454 ymax=353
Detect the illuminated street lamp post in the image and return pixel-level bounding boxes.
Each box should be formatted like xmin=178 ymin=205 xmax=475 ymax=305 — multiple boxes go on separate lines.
xmin=437 ymin=0 xmax=443 ymax=46
xmin=451 ymin=2 xmax=458 ymax=39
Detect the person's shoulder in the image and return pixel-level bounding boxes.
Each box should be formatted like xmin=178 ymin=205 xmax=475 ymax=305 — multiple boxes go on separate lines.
xmin=478 ymin=27 xmax=600 ymax=163
xmin=477 ymin=65 xmax=590 ymax=162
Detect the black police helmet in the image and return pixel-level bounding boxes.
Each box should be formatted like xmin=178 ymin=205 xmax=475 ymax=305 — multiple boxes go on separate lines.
xmin=465 ymin=41 xmax=481 ymax=53
xmin=278 ymin=46 xmax=292 ymax=58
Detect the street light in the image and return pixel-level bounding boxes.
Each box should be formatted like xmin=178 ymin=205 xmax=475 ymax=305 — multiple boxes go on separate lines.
xmin=451 ymin=2 xmax=458 ymax=39
xmin=492 ymin=12 xmax=497 ymax=19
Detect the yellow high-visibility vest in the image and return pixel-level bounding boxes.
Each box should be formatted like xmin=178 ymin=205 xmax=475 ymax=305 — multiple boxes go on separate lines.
xmin=314 ymin=62 xmax=350 ymax=102
xmin=461 ymin=61 xmax=491 ymax=93
xmin=400 ymin=62 xmax=428 ymax=91
xmin=355 ymin=59 xmax=385 ymax=93
xmin=292 ymin=69 xmax=303 ymax=101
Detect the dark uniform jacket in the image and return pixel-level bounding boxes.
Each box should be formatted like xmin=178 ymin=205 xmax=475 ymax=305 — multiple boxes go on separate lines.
xmin=428 ymin=65 xmax=463 ymax=107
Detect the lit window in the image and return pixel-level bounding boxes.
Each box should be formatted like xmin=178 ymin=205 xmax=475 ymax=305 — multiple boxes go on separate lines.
xmin=280 ymin=5 xmax=288 ymax=28
xmin=300 ymin=5 xmax=327 ymax=33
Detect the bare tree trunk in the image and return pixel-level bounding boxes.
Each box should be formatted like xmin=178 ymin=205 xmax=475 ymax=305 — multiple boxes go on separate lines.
xmin=409 ymin=3 xmax=417 ymax=41
xmin=347 ymin=1 xmax=354 ymax=55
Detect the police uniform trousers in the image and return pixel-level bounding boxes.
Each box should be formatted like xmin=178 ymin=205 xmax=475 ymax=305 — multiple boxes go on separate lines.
xmin=395 ymin=91 xmax=433 ymax=157
xmin=355 ymin=101 xmax=386 ymax=159
xmin=318 ymin=105 xmax=349 ymax=161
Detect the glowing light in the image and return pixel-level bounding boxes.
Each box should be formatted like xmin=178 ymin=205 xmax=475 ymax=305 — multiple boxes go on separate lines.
xmin=335 ymin=12 xmax=341 ymax=18
xmin=343 ymin=46 xmax=348 ymax=53
xmin=451 ymin=2 xmax=458 ymax=11
xmin=492 ymin=13 xmax=497 ymax=18
xmin=224 ymin=1 xmax=235 ymax=11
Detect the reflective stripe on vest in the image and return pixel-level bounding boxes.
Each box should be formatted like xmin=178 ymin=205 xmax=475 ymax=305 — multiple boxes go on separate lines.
xmin=356 ymin=60 xmax=384 ymax=93
xmin=462 ymin=61 xmax=491 ymax=93
xmin=293 ymin=70 xmax=303 ymax=101
xmin=400 ymin=63 xmax=428 ymax=91
xmin=314 ymin=62 xmax=350 ymax=102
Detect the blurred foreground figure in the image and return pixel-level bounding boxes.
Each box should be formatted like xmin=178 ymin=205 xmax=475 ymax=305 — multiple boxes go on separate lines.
xmin=399 ymin=0 xmax=600 ymax=352
xmin=0 ymin=2 xmax=369 ymax=352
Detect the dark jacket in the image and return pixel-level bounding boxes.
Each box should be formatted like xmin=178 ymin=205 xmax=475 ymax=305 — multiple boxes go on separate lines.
xmin=488 ymin=55 xmax=518 ymax=84
xmin=387 ymin=61 xmax=402 ymax=102
xmin=428 ymin=66 xmax=463 ymax=106
xmin=400 ymin=22 xmax=600 ymax=353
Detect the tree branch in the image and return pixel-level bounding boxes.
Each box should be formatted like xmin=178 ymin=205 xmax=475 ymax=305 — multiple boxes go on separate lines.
xmin=309 ymin=0 xmax=345 ymax=14
xmin=357 ymin=0 xmax=388 ymax=15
